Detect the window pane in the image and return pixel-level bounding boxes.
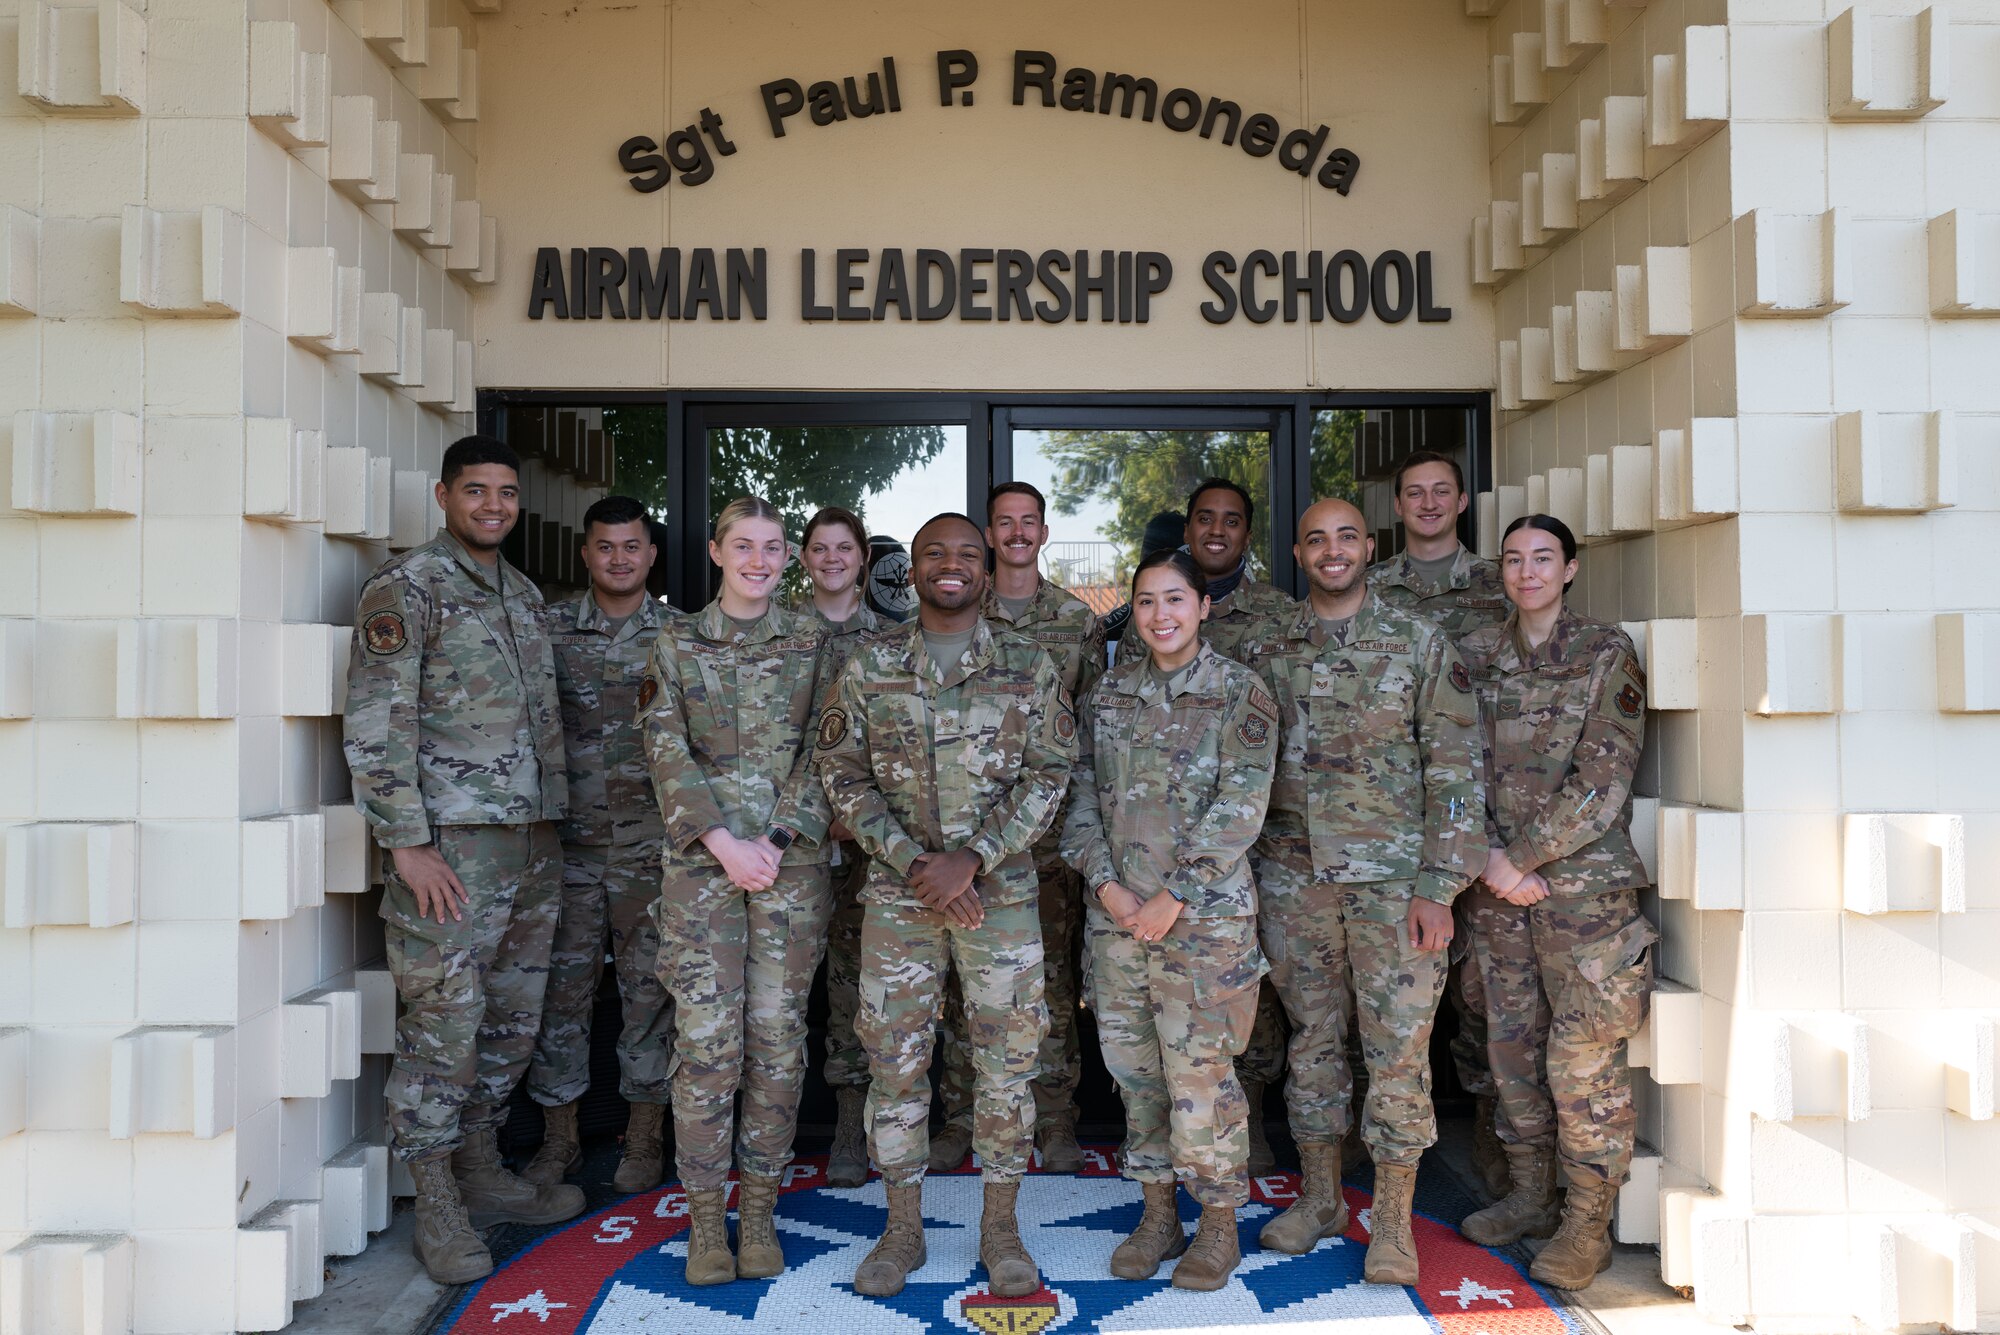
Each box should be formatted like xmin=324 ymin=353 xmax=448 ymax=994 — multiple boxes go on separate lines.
xmin=1314 ymin=407 xmax=1474 ymax=559
xmin=1011 ymin=428 xmax=1274 ymax=612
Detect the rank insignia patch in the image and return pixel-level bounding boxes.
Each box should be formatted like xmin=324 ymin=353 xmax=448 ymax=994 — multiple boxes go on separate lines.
xmin=817 ymin=705 xmax=849 ymax=750
xmin=363 ymin=610 xmax=408 ymax=657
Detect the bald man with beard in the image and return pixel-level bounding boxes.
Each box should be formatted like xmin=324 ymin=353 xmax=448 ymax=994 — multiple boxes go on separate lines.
xmin=1238 ymin=499 xmax=1486 ymax=1287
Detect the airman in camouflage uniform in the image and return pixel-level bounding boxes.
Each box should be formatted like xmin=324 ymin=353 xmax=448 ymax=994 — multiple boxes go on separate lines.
xmin=639 ymin=592 xmax=834 ymax=1284
xmin=342 ymin=438 xmax=584 ymax=1286
xmin=1457 ymin=595 xmax=1655 ymax=1291
xmin=817 ymin=513 xmax=1076 ymax=1300
xmin=1063 ymin=627 xmax=1277 ymax=1290
xmin=929 ymin=573 xmax=1104 ymax=1172
xmin=1371 ymin=539 xmax=1513 ymax=1190
xmin=1114 ymin=567 xmax=1293 ymax=667
xmin=522 ymin=586 xmax=676 ymax=1193
xmin=1242 ymin=499 xmax=1485 ymax=1286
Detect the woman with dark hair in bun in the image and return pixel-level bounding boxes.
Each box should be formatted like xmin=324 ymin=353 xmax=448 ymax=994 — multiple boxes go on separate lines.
xmin=1454 ymin=514 xmax=1657 ymax=1291
xmin=1060 ymin=548 xmax=1279 ymax=1292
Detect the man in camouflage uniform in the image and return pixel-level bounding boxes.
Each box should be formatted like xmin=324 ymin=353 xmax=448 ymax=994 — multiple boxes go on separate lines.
xmin=930 ymin=483 xmax=1104 ymax=1175
xmin=1367 ymin=450 xmax=1513 ymax=1197
xmin=818 ymin=513 xmax=1076 ymax=1300
xmin=1244 ymin=498 xmax=1485 ymax=1286
xmin=521 ymin=496 xmax=676 ymax=1195
xmin=1115 ymin=479 xmax=1296 ymax=1167
xmin=342 ymin=435 xmax=586 ymax=1286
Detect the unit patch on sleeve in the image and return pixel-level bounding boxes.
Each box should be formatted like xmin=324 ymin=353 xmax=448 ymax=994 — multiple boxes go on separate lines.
xmin=638 ymin=676 xmax=659 ymax=711
xmin=1615 ymin=682 xmax=1643 ymax=718
xmin=1450 ymin=661 xmax=1472 ymax=694
xmin=817 ymin=705 xmax=849 ymax=750
xmin=363 ymin=609 xmax=409 ymax=658
xmin=1054 ymin=706 xmax=1077 ymax=744
xmin=1238 ymin=710 xmax=1271 ymax=749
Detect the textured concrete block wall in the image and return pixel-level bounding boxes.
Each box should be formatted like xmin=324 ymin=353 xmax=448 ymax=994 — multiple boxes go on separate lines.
xmin=0 ymin=0 xmax=504 ymax=1325
xmin=1471 ymin=0 xmax=2000 ymax=1328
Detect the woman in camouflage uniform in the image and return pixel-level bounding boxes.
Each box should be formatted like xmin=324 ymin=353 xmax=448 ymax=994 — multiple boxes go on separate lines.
xmin=1455 ymin=515 xmax=1657 ymax=1291
xmin=638 ymin=497 xmax=835 ymax=1286
xmin=1061 ymin=550 xmax=1279 ymax=1292
xmin=796 ymin=506 xmax=888 ymax=1188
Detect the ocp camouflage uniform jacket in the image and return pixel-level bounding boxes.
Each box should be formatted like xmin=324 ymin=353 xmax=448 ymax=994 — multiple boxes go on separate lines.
xmin=982 ymin=576 xmax=1106 ymax=700
xmin=1061 ymin=642 xmax=1279 ymax=917
xmin=1243 ymin=590 xmax=1486 ymax=904
xmin=798 ymin=597 xmax=890 ymax=682
xmin=636 ymin=600 xmax=832 ymax=867
xmin=817 ymin=619 xmax=1077 ymax=909
xmin=1457 ymin=608 xmax=1649 ymax=895
xmin=1368 ymin=545 xmax=1510 ymax=641
xmin=343 ymin=529 xmax=567 ymax=849
xmin=549 ymin=591 xmax=668 ymax=848
xmin=1118 ymin=569 xmax=1295 ymax=667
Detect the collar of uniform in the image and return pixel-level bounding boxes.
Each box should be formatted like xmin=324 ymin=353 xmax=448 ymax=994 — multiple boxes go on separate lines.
xmin=694 ymin=598 xmax=789 ymax=645
xmin=1498 ymin=604 xmax=1581 ymax=670
xmin=433 ymin=528 xmax=527 ymax=597
xmin=1285 ymin=587 xmax=1387 ymax=648
xmin=982 ymin=574 xmax=1054 ymax=625
xmin=1378 ymin=544 xmax=1479 ymax=595
xmin=572 ymin=590 xmax=663 ymax=638
xmin=797 ymin=594 xmax=882 ymax=632
xmin=1135 ymin=640 xmax=1220 ymax=705
xmin=900 ymin=616 xmax=997 ymax=686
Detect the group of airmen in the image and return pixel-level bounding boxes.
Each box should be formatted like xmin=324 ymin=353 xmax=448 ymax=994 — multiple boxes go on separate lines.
xmin=342 ymin=433 xmax=1657 ymax=1301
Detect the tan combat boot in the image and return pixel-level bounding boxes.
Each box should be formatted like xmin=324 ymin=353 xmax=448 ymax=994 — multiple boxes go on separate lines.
xmin=1258 ymin=1140 xmax=1348 ymax=1253
xmin=1362 ymin=1162 xmax=1421 ymax=1285
xmin=1459 ymin=1143 xmax=1559 ymax=1246
xmin=453 ymin=1126 xmax=587 ymax=1227
xmin=613 ymin=1102 xmax=667 ymax=1194
xmin=683 ymin=1187 xmax=736 ymax=1286
xmin=1242 ymin=1080 xmax=1276 ymax=1176
xmin=1036 ymin=1107 xmax=1083 ymax=1174
xmin=828 ymin=1086 xmax=870 ymax=1188
xmin=735 ymin=1172 xmax=786 ymax=1279
xmin=854 ymin=1182 xmax=927 ymax=1297
xmin=522 ymin=1100 xmax=582 ymax=1187
xmin=1171 ymin=1204 xmax=1241 ymax=1291
xmin=1470 ymin=1095 xmax=1511 ymax=1200
xmin=1109 ymin=1181 xmax=1187 ymax=1279
xmin=1530 ymin=1176 xmax=1619 ymax=1289
xmin=979 ymin=1180 xmax=1040 ymax=1297
xmin=928 ymin=1118 xmax=973 ymax=1173
xmin=409 ymin=1155 xmax=493 ymax=1285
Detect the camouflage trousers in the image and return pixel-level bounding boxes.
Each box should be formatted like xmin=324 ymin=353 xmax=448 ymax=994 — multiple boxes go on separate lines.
xmin=1089 ymin=907 xmax=1263 ymax=1207
xmin=653 ymin=860 xmax=833 ymax=1191
xmin=381 ymin=821 xmax=560 ymax=1163
xmin=821 ymin=841 xmax=870 ymax=1089
xmin=1466 ymin=886 xmax=1657 ymax=1185
xmin=526 ymin=838 xmax=675 ymax=1107
xmin=859 ymin=897 xmax=1049 ymax=1185
xmin=1450 ymin=896 xmax=1494 ymax=1097
xmin=1259 ymin=863 xmax=1447 ymax=1168
xmin=936 ymin=846 xmax=1081 ymax=1132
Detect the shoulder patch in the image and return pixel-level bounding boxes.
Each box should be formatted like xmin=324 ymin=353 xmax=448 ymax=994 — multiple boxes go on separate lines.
xmin=1238 ymin=709 xmax=1271 ymax=749
xmin=1450 ymin=660 xmax=1472 ymax=694
xmin=1615 ymin=681 xmax=1644 ymax=719
xmin=638 ymin=676 xmax=659 ymax=711
xmin=1054 ymin=705 xmax=1077 ymax=744
xmin=363 ymin=608 xmax=409 ymax=657
xmin=817 ymin=704 xmax=849 ymax=750
xmin=1248 ymin=686 xmax=1279 ymax=720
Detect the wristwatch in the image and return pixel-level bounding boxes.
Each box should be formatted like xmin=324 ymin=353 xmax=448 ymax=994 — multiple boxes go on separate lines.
xmin=766 ymin=825 xmax=796 ymax=851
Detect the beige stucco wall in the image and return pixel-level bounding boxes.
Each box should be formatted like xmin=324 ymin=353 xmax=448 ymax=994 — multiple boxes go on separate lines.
xmin=471 ymin=0 xmax=1499 ymax=391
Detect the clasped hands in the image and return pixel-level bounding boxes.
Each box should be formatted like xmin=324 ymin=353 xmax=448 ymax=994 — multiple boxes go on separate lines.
xmin=1096 ymin=881 xmax=1184 ymax=943
xmin=1480 ymin=846 xmax=1550 ymax=907
xmin=703 ymin=827 xmax=787 ymax=892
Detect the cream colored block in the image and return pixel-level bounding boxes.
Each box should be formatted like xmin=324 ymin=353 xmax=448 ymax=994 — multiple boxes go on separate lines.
xmin=1736 ymin=208 xmax=1852 ymax=318
xmin=236 ymin=1198 xmax=322 ymax=1331
xmin=321 ymin=803 xmax=368 ymax=899
xmin=1842 ymin=812 xmax=1966 ymax=915
xmin=323 ymin=448 xmax=391 ymax=541
xmin=449 ymin=340 xmax=475 ymax=415
xmin=1624 ymin=617 xmax=1698 ymax=708
xmin=1540 ymin=152 xmax=1578 ymax=234
xmin=1497 ymin=339 xmax=1521 ymax=411
xmin=0 ymin=1234 xmax=134 ymax=1335
xmin=0 ymin=208 xmax=40 ymax=319
xmin=1938 ymin=613 xmax=2000 ymax=712
xmin=1646 ymin=26 xmax=1729 ymax=151
xmin=1615 ymin=1144 xmax=1662 ymax=1245
xmin=1835 ymin=411 xmax=1956 ymax=513
xmin=1520 ymin=171 xmax=1545 ymax=249
xmin=471 ymin=220 xmax=499 ymax=287
xmin=1630 ymin=795 xmax=1659 ymax=881
xmin=411 ymin=329 xmax=457 ymax=407
xmin=11 ymin=411 xmax=140 ymax=516
xmin=1546 ymin=464 xmax=1585 ymax=535
xmin=328 ymin=95 xmax=397 ymax=202
xmin=1658 ymin=804 xmax=1744 ymax=909
xmin=1630 ymin=980 xmax=1700 ymax=1085
xmin=118 ymin=205 xmax=243 ymax=318
xmin=114 ymin=618 xmax=236 ymax=719
xmin=357 ymin=291 xmax=404 ymax=380
xmin=1744 ymin=613 xmax=1845 ymax=715
xmin=1524 ymin=474 xmax=1548 ymax=515
xmin=241 ymin=811 xmax=324 ymax=920
xmin=1757 ymin=1012 xmax=1870 ymax=1122
xmin=0 ymin=621 xmax=33 ymax=719
xmin=321 ymin=1140 xmax=389 ymax=1256
xmin=390 ymin=154 xmax=435 ymax=234
xmin=1929 ymin=211 xmax=2000 ymax=318
xmin=1465 ymin=0 xmax=1501 ymax=14
xmin=1586 ymin=443 xmax=1654 ymax=539
xmin=1543 ymin=0 xmax=1605 ymax=72
xmin=417 ymin=27 xmax=462 ymax=104
xmin=1661 ymin=1179 xmax=1724 ymax=1295
xmin=441 ymin=47 xmax=478 ymax=121
xmin=248 ymin=22 xmax=328 ymax=150
xmin=1654 ymin=419 xmax=1739 ymax=527
xmin=390 ymin=470 xmax=441 ymax=550
xmin=1489 ymin=199 xmax=1524 ymax=275
xmin=1615 ymin=247 xmax=1692 ymax=353
xmin=1510 ymin=31 xmax=1547 ymax=108
xmin=107 ymin=1026 xmax=232 ymax=1138
xmin=1859 ymin=1217 xmax=1980 ymax=1335
xmin=1828 ymin=4 xmax=1948 ymax=120
xmin=1495 ymin=484 xmax=1526 ymax=543
xmin=1518 ymin=327 xmax=1555 ymax=404
xmin=1945 ymin=1014 xmax=1996 ymax=1120
xmin=280 ymin=995 xmax=338 ymax=1099
xmin=1470 ymin=216 xmax=1494 ymax=289
xmin=16 ymin=0 xmax=148 ymax=114
xmin=1 ymin=822 xmax=135 ymax=928
xmin=358 ymin=0 xmax=426 ymax=66
xmin=1474 ymin=488 xmax=1497 ymax=558
xmin=0 ymin=1028 xmax=22 ymax=1137
xmin=389 ymin=306 xmax=427 ymax=390
xmin=287 ymin=254 xmax=362 ymax=357
xmin=444 ymin=202 xmax=487 ymax=277
xmin=244 ymin=420 xmax=325 ymax=526
xmin=419 ymin=170 xmax=455 ymax=250
xmin=1579 ymin=96 xmax=1646 ymax=204
xmin=1491 ymin=54 xmax=1530 ymax=127
xmin=279 ymin=624 xmax=348 ymax=717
